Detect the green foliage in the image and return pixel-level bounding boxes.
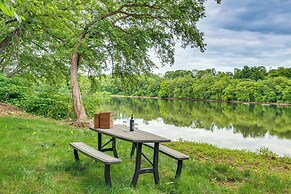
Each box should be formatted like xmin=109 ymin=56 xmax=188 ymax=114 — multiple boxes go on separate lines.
xmin=234 ymin=66 xmax=267 ymax=81
xmin=193 ymin=68 xmax=218 ymax=78
xmin=221 ymin=82 xmax=237 ymax=101
xmin=0 ymin=74 xmax=31 ymax=105
xmin=164 ymin=70 xmax=194 ymax=79
xmin=268 ymin=67 xmax=291 ymax=78
xmin=158 ymin=80 xmax=171 ymax=98
xmin=82 ymin=94 xmax=101 ymax=119
xmin=0 ymin=74 xmax=73 ymax=119
xmin=0 ymin=0 xmax=21 ymax=22
xmin=283 ymin=86 xmax=291 ymax=103
xmin=23 ymin=88 xmax=72 ymax=119
xmin=235 ymin=81 xmax=255 ymax=102
xmin=254 ymin=80 xmax=277 ymax=102
xmin=0 ymin=0 xmax=220 ymax=84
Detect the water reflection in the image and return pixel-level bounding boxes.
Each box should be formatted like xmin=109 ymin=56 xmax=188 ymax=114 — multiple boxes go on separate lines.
xmin=96 ymin=97 xmax=291 ymax=156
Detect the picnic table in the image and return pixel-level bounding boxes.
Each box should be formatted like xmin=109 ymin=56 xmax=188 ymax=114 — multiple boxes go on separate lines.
xmin=89 ymin=124 xmax=170 ymax=187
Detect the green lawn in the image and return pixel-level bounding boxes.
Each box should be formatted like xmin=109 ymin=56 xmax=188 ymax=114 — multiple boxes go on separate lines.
xmin=0 ymin=116 xmax=290 ymax=193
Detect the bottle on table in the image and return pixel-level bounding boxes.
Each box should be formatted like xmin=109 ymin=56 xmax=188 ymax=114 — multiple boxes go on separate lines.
xmin=130 ymin=113 xmax=134 ymax=131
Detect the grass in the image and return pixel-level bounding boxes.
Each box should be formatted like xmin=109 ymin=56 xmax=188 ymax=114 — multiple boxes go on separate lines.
xmin=0 ymin=115 xmax=290 ymax=194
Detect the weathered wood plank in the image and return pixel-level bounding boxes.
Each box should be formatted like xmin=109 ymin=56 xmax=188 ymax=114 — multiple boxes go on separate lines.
xmin=70 ymin=142 xmax=122 ymax=164
xmin=144 ymin=143 xmax=189 ymax=160
xmin=89 ymin=125 xmax=170 ymax=143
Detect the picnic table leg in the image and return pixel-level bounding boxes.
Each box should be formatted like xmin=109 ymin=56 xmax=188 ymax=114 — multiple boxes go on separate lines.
xmin=130 ymin=143 xmax=136 ymax=157
xmin=112 ymin=137 xmax=119 ymax=158
xmin=97 ymin=134 xmax=119 ymax=157
xmin=131 ymin=142 xmax=142 ymax=187
xmin=153 ymin=143 xmax=160 ymax=184
xmin=98 ymin=133 xmax=102 ymax=150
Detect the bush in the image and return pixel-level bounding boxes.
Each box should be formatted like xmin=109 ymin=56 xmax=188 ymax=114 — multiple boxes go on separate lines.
xmin=0 ymin=74 xmax=73 ymax=119
xmin=24 ymin=92 xmax=72 ymax=119
xmin=82 ymin=94 xmax=100 ymax=118
xmin=0 ymin=75 xmax=30 ymax=106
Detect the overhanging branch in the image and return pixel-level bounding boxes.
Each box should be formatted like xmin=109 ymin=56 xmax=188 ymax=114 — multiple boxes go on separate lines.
xmin=83 ymin=2 xmax=160 ymax=35
xmin=0 ymin=27 xmax=22 ymax=53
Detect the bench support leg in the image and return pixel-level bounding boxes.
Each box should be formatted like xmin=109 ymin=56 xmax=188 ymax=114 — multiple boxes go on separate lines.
xmin=175 ymin=160 xmax=183 ymax=178
xmin=73 ymin=149 xmax=79 ymax=161
xmin=104 ymin=164 xmax=112 ymax=187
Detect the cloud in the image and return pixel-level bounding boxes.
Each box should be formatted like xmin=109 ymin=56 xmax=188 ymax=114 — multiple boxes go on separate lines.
xmin=205 ymin=0 xmax=291 ymax=35
xmin=154 ymin=0 xmax=291 ymax=74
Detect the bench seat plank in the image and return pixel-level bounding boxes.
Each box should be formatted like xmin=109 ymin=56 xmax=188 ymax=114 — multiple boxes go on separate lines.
xmin=144 ymin=143 xmax=189 ymax=160
xmin=70 ymin=142 xmax=121 ymax=186
xmin=70 ymin=142 xmax=122 ymax=164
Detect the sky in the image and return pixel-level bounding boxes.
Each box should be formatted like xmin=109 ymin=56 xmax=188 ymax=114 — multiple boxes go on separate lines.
xmin=154 ymin=0 xmax=291 ymax=74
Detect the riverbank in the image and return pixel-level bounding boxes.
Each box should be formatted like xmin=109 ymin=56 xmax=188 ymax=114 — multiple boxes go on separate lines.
xmin=109 ymin=95 xmax=291 ymax=106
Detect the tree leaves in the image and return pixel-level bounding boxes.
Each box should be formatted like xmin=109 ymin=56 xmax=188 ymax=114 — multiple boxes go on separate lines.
xmin=0 ymin=0 xmax=21 ymax=22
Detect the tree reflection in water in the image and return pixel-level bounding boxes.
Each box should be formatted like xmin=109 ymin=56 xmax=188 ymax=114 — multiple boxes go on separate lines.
xmin=97 ymin=97 xmax=291 ymax=139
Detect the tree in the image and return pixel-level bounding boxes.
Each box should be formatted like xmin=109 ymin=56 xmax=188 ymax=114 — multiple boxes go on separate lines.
xmin=234 ymin=66 xmax=267 ymax=81
xmin=268 ymin=67 xmax=291 ymax=78
xmin=164 ymin=70 xmax=194 ymax=79
xmin=192 ymin=68 xmax=217 ymax=78
xmin=0 ymin=0 xmax=20 ymax=54
xmin=235 ymin=81 xmax=255 ymax=102
xmin=1 ymin=0 xmax=221 ymax=124
xmin=1 ymin=1 xmax=69 ymax=81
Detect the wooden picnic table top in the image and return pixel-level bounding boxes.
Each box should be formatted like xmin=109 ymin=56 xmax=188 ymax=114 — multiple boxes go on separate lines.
xmin=89 ymin=124 xmax=170 ymax=143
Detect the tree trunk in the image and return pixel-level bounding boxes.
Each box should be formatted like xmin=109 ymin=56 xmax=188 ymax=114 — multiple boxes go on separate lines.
xmin=70 ymin=51 xmax=88 ymax=124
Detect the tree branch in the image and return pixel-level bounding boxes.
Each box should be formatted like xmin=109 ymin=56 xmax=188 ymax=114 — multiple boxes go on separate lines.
xmin=31 ymin=40 xmax=49 ymax=52
xmin=83 ymin=2 xmax=159 ymax=35
xmin=5 ymin=19 xmax=17 ymax=24
xmin=75 ymin=2 xmax=160 ymax=54
xmin=112 ymin=23 xmax=129 ymax=34
xmin=7 ymin=66 xmax=22 ymax=78
xmin=0 ymin=27 xmax=21 ymax=53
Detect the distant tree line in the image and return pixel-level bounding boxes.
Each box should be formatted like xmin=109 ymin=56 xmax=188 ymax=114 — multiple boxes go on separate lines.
xmin=100 ymin=66 xmax=291 ymax=103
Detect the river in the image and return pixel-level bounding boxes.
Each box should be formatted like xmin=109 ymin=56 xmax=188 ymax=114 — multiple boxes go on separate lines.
xmin=96 ymin=97 xmax=291 ymax=157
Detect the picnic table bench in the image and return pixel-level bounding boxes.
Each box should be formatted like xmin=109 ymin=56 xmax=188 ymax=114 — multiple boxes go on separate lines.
xmin=70 ymin=125 xmax=189 ymax=187
xmin=70 ymin=142 xmax=122 ymax=186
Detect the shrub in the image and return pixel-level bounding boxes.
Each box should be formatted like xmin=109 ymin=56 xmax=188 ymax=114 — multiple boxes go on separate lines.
xmin=0 ymin=74 xmax=73 ymax=119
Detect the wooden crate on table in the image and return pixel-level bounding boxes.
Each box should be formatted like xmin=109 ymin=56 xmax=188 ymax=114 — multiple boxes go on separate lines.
xmin=94 ymin=112 xmax=114 ymax=129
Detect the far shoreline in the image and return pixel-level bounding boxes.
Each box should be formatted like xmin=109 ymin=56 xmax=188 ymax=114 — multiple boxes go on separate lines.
xmin=107 ymin=94 xmax=291 ymax=106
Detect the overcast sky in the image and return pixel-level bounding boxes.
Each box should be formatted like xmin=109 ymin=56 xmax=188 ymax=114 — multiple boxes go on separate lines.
xmin=154 ymin=0 xmax=291 ymax=74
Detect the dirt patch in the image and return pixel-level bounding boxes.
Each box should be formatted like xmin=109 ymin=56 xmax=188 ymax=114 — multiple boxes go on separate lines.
xmin=0 ymin=103 xmax=29 ymax=117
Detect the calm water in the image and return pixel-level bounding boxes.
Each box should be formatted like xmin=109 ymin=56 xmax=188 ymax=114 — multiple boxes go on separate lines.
xmin=97 ymin=97 xmax=291 ymax=157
